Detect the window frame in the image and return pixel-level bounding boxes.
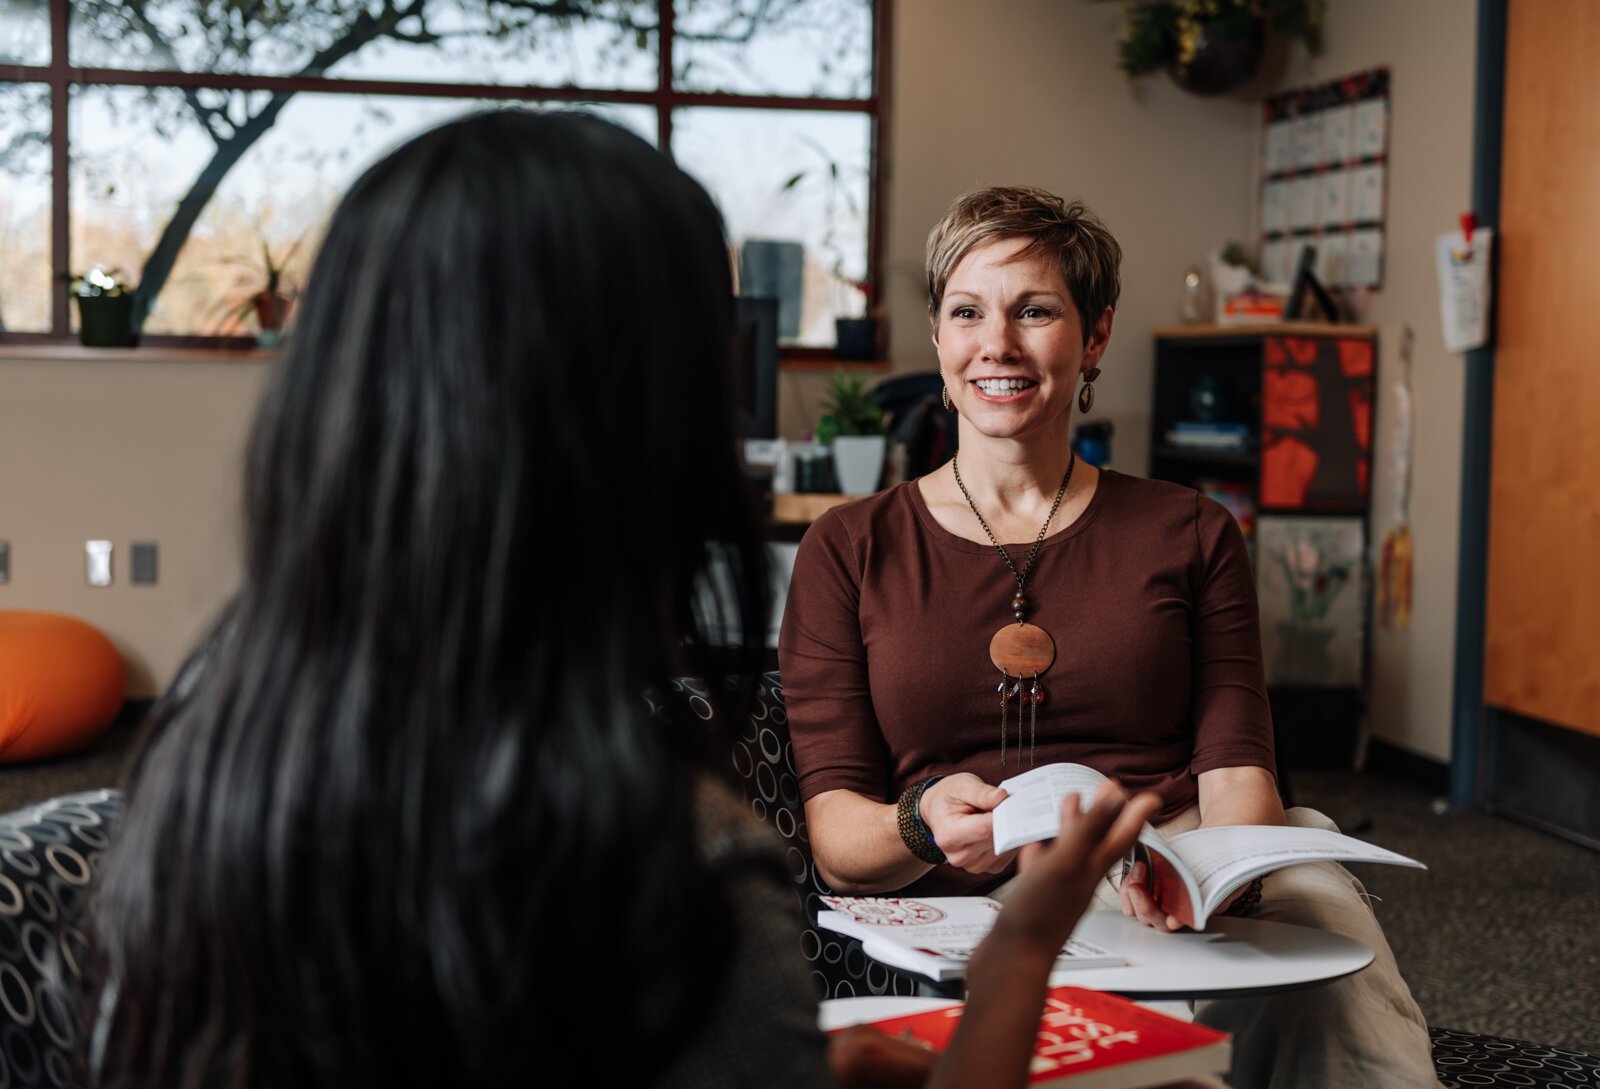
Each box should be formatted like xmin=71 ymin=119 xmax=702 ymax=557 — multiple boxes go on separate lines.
xmin=0 ymin=0 xmax=891 ymax=359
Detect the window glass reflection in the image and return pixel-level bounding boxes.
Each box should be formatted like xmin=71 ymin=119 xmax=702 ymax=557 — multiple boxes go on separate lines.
xmin=673 ymin=106 xmax=870 ymax=346
xmin=70 ymin=86 xmax=654 ymax=335
xmin=0 ymin=83 xmax=52 ymax=333
xmin=68 ymin=0 xmax=658 ymax=89
xmin=673 ymin=0 xmax=872 ymax=98
xmin=0 ymin=1 xmax=50 ymax=65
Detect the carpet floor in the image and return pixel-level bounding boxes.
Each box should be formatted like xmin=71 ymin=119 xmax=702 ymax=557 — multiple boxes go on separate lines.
xmin=4 ymin=727 xmax=1596 ymax=1051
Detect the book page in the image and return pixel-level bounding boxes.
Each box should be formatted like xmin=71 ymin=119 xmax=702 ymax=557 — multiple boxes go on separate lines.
xmin=1166 ymin=826 xmax=1424 ymax=918
xmin=991 ymin=763 xmax=1111 ymax=854
xmin=823 ymin=896 xmax=1125 ymax=978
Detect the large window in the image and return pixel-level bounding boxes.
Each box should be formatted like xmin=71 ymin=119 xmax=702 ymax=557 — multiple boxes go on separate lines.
xmin=0 ymin=0 xmax=883 ymax=351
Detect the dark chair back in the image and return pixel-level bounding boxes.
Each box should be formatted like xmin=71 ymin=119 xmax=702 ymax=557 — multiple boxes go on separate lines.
xmin=0 ymin=790 xmax=123 ymax=1088
xmin=654 ymin=674 xmax=919 ymax=1001
xmin=873 ymin=371 xmax=956 ymax=478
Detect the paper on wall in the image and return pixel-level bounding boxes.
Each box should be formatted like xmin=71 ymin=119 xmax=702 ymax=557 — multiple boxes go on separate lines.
xmin=1436 ymin=227 xmax=1493 ymax=353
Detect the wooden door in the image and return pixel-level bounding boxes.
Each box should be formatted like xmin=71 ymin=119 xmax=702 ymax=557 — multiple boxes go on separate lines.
xmin=1482 ymin=0 xmax=1600 ymax=734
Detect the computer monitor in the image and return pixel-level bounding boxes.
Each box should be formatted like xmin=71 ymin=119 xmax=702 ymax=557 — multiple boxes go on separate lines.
xmin=734 ymin=295 xmax=779 ymax=440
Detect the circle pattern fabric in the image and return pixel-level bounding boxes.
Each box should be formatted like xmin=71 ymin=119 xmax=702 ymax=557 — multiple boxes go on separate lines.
xmin=2 ymin=727 xmax=1596 ymax=1089
xmin=0 ymin=789 xmax=123 ymax=1088
xmin=649 ymin=674 xmax=920 ymax=1001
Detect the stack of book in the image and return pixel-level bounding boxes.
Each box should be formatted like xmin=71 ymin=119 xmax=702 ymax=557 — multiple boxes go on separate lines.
xmin=1162 ymin=421 xmax=1251 ymax=452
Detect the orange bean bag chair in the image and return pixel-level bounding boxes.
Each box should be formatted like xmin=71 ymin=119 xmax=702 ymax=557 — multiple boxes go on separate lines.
xmin=0 ymin=610 xmax=125 ymax=763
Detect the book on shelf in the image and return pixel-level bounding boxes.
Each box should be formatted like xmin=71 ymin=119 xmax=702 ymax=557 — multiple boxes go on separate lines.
xmin=817 ymin=896 xmax=1124 ymax=982
xmin=1162 ymin=423 xmax=1252 ymax=451
xmin=827 ymin=984 xmax=1231 ymax=1088
xmin=991 ymin=763 xmax=1425 ymax=931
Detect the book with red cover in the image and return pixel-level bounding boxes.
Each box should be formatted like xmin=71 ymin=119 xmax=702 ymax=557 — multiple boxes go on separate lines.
xmin=829 ymin=986 xmax=1230 ymax=1088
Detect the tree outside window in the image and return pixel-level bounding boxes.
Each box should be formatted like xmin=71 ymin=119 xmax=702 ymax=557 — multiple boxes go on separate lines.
xmin=0 ymin=0 xmax=881 ymax=350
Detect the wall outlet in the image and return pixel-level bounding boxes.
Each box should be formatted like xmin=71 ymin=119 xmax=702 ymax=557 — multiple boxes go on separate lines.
xmin=131 ymin=541 xmax=158 ymax=585
xmin=0 ymin=540 xmax=8 ymax=583
xmin=86 ymin=540 xmax=113 ymax=587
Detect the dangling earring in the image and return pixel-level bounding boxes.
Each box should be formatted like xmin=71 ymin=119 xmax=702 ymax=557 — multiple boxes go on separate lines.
xmin=1078 ymin=367 xmax=1101 ymax=414
xmin=942 ymin=385 xmax=953 ymax=412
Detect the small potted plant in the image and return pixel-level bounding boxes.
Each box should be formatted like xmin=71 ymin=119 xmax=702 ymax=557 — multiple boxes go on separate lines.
xmin=71 ymin=266 xmax=139 ymax=347
xmin=817 ymin=368 xmax=888 ymax=495
xmin=221 ymin=232 xmax=303 ymax=347
xmin=1118 ymin=0 xmax=1325 ymax=96
xmin=834 ymin=275 xmax=879 ymax=361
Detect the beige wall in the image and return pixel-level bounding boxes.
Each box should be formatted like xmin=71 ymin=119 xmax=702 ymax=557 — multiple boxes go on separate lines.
xmin=2 ymin=2 xmax=1478 ymax=761
xmin=0 ymin=352 xmax=271 ymax=697
xmin=781 ymin=0 xmax=1264 ymax=455
xmin=1269 ymin=0 xmax=1478 ymax=762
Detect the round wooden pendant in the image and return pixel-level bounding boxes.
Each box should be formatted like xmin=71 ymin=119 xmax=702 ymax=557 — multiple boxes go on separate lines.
xmin=989 ymin=622 xmax=1056 ymax=677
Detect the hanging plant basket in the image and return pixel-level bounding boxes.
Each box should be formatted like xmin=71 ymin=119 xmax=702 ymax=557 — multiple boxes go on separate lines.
xmin=1119 ymin=1 xmax=1324 ymax=97
xmin=1168 ymin=17 xmax=1266 ymax=96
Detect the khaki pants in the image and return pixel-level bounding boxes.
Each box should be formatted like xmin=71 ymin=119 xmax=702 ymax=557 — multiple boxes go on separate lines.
xmin=1084 ymin=806 xmax=1442 ymax=1089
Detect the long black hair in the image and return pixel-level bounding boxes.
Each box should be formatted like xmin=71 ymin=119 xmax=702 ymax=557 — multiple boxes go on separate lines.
xmin=85 ymin=110 xmax=770 ymax=1087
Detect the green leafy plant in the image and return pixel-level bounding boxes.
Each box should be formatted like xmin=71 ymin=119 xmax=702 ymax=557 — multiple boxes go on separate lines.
xmin=816 ymin=369 xmax=886 ymax=445
xmin=1118 ymin=0 xmax=1326 ymax=78
xmin=218 ymin=230 xmax=306 ymax=335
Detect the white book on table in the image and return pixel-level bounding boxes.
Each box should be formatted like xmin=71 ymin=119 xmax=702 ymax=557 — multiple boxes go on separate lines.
xmin=818 ymin=895 xmax=1124 ymax=982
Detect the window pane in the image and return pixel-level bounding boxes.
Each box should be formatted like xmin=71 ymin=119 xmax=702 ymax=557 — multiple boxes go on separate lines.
xmin=0 ymin=1 xmax=50 ymax=65
xmin=673 ymin=0 xmax=872 ymax=98
xmin=70 ymin=86 xmax=654 ymax=336
xmin=674 ymin=106 xmax=870 ymax=347
xmin=69 ymin=0 xmax=658 ymax=90
xmin=0 ymin=83 xmax=51 ymax=333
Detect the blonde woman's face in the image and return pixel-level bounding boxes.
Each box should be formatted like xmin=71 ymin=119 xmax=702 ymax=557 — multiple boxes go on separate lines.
xmin=933 ymin=236 xmax=1108 ymax=441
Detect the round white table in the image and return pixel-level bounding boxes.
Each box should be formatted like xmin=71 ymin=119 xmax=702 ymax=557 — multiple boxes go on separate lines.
xmin=859 ymin=910 xmax=1374 ymax=1001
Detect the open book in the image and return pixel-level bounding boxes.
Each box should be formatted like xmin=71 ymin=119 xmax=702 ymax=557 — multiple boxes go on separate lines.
xmin=826 ymin=985 xmax=1231 ymax=1088
xmin=818 ymin=896 xmax=1124 ymax=982
xmin=991 ymin=762 xmax=1425 ymax=931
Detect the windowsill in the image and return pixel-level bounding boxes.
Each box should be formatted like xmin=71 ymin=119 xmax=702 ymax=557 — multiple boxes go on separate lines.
xmin=0 ymin=343 xmax=277 ymax=363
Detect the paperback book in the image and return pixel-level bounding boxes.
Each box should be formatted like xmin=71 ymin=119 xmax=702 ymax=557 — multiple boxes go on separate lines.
xmin=991 ymin=762 xmax=1425 ymax=930
xmin=818 ymin=896 xmax=1124 ymax=982
xmin=828 ymin=984 xmax=1231 ymax=1088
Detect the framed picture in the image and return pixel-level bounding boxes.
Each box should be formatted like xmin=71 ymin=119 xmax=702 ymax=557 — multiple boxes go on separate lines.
xmin=1256 ymin=516 xmax=1366 ymax=687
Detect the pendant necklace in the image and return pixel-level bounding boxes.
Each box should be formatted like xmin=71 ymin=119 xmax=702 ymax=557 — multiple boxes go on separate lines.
xmin=951 ymin=451 xmax=1075 ymax=769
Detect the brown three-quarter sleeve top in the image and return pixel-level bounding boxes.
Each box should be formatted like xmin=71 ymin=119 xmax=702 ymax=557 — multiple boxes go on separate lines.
xmin=777 ymin=469 xmax=1275 ymax=894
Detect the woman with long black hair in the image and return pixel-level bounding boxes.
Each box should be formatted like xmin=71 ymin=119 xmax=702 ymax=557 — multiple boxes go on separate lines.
xmin=82 ymin=110 xmax=1156 ymax=1089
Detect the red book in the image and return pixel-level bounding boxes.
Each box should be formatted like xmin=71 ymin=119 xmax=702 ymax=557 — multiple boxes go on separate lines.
xmin=830 ymin=986 xmax=1230 ymax=1088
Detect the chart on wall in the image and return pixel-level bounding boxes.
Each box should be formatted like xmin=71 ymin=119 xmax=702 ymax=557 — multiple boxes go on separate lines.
xmin=1259 ymin=68 xmax=1389 ymax=291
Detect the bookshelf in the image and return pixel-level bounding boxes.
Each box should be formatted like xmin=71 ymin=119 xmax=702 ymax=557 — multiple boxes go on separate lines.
xmin=1148 ymin=324 xmax=1379 ymax=777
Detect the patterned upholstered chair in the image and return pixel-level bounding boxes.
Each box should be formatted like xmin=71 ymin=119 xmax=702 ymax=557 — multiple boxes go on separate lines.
xmin=2 ymin=695 xmax=1595 ymax=1089
xmin=665 ymin=671 xmax=1600 ymax=1088
xmin=0 ymin=790 xmax=122 ymax=1089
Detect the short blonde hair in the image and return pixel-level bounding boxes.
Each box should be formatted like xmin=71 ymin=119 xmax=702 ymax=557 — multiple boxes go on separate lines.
xmin=926 ymin=186 xmax=1122 ymax=342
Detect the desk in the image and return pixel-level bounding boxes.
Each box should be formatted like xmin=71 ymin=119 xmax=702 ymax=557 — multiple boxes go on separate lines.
xmin=861 ymin=911 xmax=1373 ymax=1001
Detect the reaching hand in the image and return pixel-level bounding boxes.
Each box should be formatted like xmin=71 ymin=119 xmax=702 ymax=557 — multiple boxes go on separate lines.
xmin=989 ymin=782 xmax=1161 ymax=966
xmin=919 ymin=773 xmax=1016 ymax=875
xmin=828 ymin=1026 xmax=939 ymax=1089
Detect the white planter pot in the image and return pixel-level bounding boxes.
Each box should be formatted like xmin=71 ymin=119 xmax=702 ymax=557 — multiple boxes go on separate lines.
xmin=832 ymin=435 xmax=886 ymax=495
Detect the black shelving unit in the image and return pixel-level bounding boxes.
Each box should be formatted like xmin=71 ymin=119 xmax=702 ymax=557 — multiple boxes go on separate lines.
xmin=1148 ymin=323 xmax=1379 ymax=785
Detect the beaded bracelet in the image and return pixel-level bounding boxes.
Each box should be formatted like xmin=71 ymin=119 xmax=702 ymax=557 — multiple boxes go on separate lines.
xmin=896 ymin=776 xmax=946 ymax=865
xmin=1221 ymin=875 xmax=1265 ymax=917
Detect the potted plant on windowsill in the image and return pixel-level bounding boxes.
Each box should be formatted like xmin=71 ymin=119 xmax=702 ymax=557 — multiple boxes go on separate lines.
xmin=71 ymin=266 xmax=139 ymax=347
xmin=1118 ymin=0 xmax=1325 ymax=96
xmin=817 ymin=369 xmax=888 ymax=495
xmin=220 ymin=231 xmax=304 ymax=347
xmin=834 ymin=275 xmax=879 ymax=361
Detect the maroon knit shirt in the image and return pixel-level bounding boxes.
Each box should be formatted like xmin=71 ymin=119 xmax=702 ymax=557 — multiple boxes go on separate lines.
xmin=777 ymin=469 xmax=1275 ymax=895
